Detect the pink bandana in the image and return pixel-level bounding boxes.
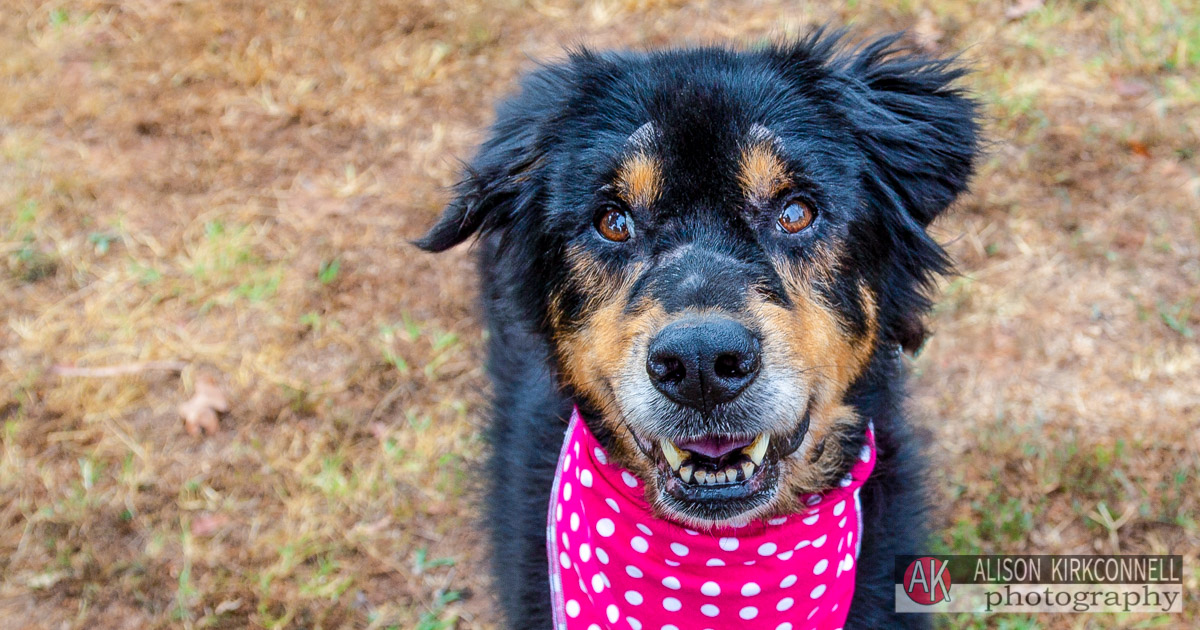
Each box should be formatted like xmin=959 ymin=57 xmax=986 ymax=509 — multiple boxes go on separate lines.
xmin=547 ymin=408 xmax=876 ymax=630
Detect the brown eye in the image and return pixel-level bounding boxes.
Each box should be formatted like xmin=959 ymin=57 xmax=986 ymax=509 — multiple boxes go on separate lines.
xmin=596 ymin=207 xmax=633 ymax=242
xmin=777 ymin=201 xmax=815 ymax=234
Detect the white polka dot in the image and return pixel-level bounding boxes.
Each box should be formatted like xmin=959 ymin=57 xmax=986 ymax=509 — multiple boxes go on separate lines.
xmin=636 ymin=523 xmax=653 ymax=536
xmin=663 ymin=626 xmax=679 ymax=630
xmin=777 ymin=624 xmax=793 ymax=630
xmin=669 ymin=542 xmax=689 ymax=556
xmin=662 ymin=575 xmax=680 ymax=589
xmin=664 ymin=559 xmax=680 ymax=567
xmin=838 ymin=516 xmax=848 ymax=529
xmin=768 ymin=517 xmax=787 ymax=525
xmin=741 ymin=582 xmax=761 ymax=596
xmin=605 ymin=498 xmax=620 ymax=513
xmin=579 ymin=543 xmax=591 ymax=562
xmin=777 ymin=596 xmax=794 ymax=611
xmin=780 ymin=574 xmax=797 ymax=588
xmin=813 ymin=558 xmax=828 ymax=575
xmin=596 ymin=518 xmax=615 ymax=537
xmin=684 ymin=529 xmax=699 ymax=536
xmin=706 ymin=558 xmax=725 ymax=566
xmin=810 ymin=584 xmax=826 ymax=599
xmin=559 ymin=552 xmax=571 ymax=569
xmin=588 ymin=625 xmax=600 ymax=630
xmin=839 ymin=474 xmax=853 ymax=487
xmin=805 ymin=494 xmax=821 ymax=505
xmin=740 ymin=606 xmax=758 ymax=620
xmin=843 ymin=552 xmax=854 ymax=570
xmin=561 ymin=532 xmax=569 ymax=549
xmin=757 ymin=542 xmax=778 ymax=556
xmin=813 ymin=534 xmax=827 ymax=548
xmin=594 ymin=447 xmax=607 ymax=464
xmin=663 ymin=596 xmax=681 ymax=611
xmin=625 ymin=565 xmax=643 ymax=578
xmin=566 ymin=599 xmax=580 ymax=617
xmin=622 ymin=471 xmax=639 ymax=487
xmin=563 ymin=454 xmax=571 ymax=471
xmin=859 ymin=444 xmax=871 ymax=462
xmin=833 ymin=500 xmax=846 ymax=516
xmin=630 ymin=536 xmax=648 ymax=553
xmin=596 ymin=547 xmax=609 ymax=564
xmin=802 ymin=514 xmax=819 ymax=525
xmin=563 ymin=482 xmax=572 ymax=500
xmin=626 ymin=618 xmax=642 ymax=630
xmin=794 ymin=540 xmax=810 ymax=550
xmin=743 ymin=560 xmax=756 ymax=566
xmin=808 ymin=606 xmax=819 ymax=619
xmin=719 ymin=537 xmax=739 ymax=551
xmin=625 ymin=590 xmax=643 ymax=605
xmin=570 ymin=513 xmax=580 ymax=532
xmin=701 ymin=581 xmax=720 ymax=596
xmin=700 ymin=604 xmax=719 ymax=617
xmin=606 ymin=604 xmax=619 ymax=622
xmin=580 ymin=468 xmax=594 ymax=487
xmin=556 ymin=504 xmax=562 ymax=522
xmin=592 ymin=574 xmax=605 ymax=593
xmin=574 ymin=442 xmax=580 ymax=456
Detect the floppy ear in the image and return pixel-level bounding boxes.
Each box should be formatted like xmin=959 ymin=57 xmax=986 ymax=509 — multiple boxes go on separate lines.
xmin=831 ymin=34 xmax=981 ymax=228
xmin=414 ymin=69 xmax=567 ymax=252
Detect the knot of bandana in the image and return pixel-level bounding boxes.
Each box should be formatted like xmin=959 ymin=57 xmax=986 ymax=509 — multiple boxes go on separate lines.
xmin=547 ymin=408 xmax=876 ymax=630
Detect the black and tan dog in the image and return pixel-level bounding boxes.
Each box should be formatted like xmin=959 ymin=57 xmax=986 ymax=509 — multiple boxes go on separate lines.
xmin=418 ymin=30 xmax=980 ymax=628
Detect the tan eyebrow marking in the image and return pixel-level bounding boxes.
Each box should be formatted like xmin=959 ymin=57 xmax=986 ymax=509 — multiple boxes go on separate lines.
xmin=615 ymin=152 xmax=663 ymax=208
xmin=738 ymin=141 xmax=790 ymax=202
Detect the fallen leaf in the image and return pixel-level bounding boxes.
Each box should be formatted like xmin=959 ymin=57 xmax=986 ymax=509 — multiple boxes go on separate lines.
xmin=1128 ymin=140 xmax=1151 ymax=158
xmin=190 ymin=513 xmax=231 ymax=536
xmin=179 ymin=375 xmax=229 ymax=436
xmin=1112 ymin=77 xmax=1149 ymax=98
xmin=1006 ymin=0 xmax=1043 ymax=20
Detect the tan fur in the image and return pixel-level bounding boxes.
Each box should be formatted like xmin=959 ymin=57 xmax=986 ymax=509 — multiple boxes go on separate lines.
xmin=737 ymin=143 xmax=789 ymax=201
xmin=750 ymin=255 xmax=879 ymax=507
xmin=615 ymin=153 xmax=663 ymax=208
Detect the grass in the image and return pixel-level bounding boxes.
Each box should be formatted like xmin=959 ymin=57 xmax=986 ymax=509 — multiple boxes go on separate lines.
xmin=0 ymin=0 xmax=1197 ymax=628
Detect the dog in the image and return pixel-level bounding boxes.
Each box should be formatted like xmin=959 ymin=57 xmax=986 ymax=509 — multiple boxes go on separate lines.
xmin=417 ymin=29 xmax=980 ymax=629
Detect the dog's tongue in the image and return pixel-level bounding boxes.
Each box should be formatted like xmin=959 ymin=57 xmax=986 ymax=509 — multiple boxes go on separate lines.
xmin=674 ymin=435 xmax=755 ymax=459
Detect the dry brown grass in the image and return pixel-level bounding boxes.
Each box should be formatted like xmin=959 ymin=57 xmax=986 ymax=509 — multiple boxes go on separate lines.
xmin=1 ymin=1 xmax=1197 ymax=628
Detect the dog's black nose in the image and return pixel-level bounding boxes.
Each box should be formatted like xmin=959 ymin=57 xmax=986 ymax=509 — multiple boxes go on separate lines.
xmin=646 ymin=317 xmax=761 ymax=414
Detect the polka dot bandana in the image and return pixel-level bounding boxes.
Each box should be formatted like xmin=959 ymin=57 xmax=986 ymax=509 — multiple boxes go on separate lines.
xmin=547 ymin=407 xmax=876 ymax=630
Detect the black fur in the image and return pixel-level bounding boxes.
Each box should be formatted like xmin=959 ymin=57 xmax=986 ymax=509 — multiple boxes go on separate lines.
xmin=418 ymin=30 xmax=979 ymax=629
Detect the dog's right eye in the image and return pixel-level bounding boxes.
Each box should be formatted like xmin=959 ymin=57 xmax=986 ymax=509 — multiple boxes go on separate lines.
xmin=595 ymin=207 xmax=634 ymax=242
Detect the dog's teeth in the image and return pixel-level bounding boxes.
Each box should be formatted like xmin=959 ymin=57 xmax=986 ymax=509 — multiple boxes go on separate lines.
xmin=726 ymin=467 xmax=739 ymax=482
xmin=659 ymin=438 xmax=685 ymax=471
xmin=715 ymin=470 xmax=727 ymax=484
xmin=679 ymin=465 xmax=693 ymax=483
xmin=745 ymin=434 xmax=769 ymax=466
xmin=741 ymin=461 xmax=756 ymax=480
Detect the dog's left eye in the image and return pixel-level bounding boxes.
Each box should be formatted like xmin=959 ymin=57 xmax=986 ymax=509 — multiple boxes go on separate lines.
xmin=777 ymin=200 xmax=816 ymax=234
xmin=596 ymin=207 xmax=634 ymax=242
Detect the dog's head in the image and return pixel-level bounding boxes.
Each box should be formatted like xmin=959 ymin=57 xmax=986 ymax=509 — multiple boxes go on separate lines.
xmin=418 ymin=32 xmax=980 ymax=527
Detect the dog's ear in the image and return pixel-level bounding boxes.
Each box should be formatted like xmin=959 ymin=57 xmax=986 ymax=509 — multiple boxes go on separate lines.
xmin=414 ymin=70 xmax=567 ymax=252
xmin=833 ymin=35 xmax=981 ymax=228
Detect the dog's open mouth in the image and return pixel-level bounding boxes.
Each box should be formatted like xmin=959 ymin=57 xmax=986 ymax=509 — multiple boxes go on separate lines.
xmin=630 ymin=417 xmax=809 ymax=522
